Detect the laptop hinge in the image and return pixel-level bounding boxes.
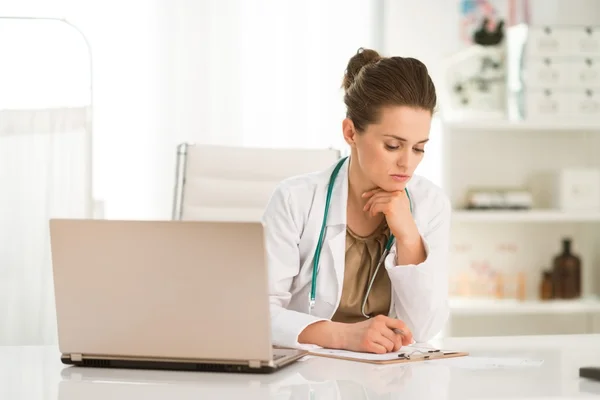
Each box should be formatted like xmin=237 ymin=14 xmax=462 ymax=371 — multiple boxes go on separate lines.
xmin=248 ymin=360 xmax=262 ymax=369
xmin=71 ymin=353 xmax=83 ymax=362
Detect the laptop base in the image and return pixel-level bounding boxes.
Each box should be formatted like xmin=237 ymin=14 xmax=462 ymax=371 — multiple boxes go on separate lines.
xmin=60 ymin=353 xmax=302 ymax=374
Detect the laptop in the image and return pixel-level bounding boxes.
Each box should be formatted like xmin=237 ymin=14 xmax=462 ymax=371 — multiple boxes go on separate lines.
xmin=49 ymin=219 xmax=307 ymax=374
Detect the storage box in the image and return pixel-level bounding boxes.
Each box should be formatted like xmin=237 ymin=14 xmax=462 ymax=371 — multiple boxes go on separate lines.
xmin=571 ymin=26 xmax=600 ymax=57
xmin=524 ymin=88 xmax=600 ymax=120
xmin=569 ymin=89 xmax=600 ymax=118
xmin=572 ymin=58 xmax=600 ymax=88
xmin=555 ymin=168 xmax=600 ymax=211
xmin=525 ymin=26 xmax=600 ymax=58
xmin=525 ymin=26 xmax=572 ymax=58
xmin=522 ymin=58 xmax=573 ymax=89
xmin=521 ymin=57 xmax=600 ymax=90
xmin=524 ymin=89 xmax=566 ymax=119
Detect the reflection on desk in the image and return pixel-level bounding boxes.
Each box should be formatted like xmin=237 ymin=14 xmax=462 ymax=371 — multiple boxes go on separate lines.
xmin=3 ymin=334 xmax=600 ymax=400
xmin=59 ymin=357 xmax=449 ymax=400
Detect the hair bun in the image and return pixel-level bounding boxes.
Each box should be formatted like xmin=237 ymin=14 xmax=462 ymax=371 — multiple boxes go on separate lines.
xmin=342 ymin=47 xmax=382 ymax=91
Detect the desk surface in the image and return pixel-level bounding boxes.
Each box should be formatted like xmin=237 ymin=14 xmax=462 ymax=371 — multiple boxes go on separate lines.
xmin=3 ymin=334 xmax=600 ymax=400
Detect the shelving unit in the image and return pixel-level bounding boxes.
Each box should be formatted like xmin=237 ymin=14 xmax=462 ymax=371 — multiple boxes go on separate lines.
xmin=453 ymin=209 xmax=600 ymax=223
xmin=442 ymin=118 xmax=600 ymax=337
xmin=444 ymin=119 xmax=600 ymax=133
xmin=449 ymin=297 xmax=600 ymax=316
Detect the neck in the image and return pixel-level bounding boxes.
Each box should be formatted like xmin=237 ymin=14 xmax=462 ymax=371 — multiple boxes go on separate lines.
xmin=347 ymin=156 xmax=377 ymax=207
xmin=346 ymin=155 xmax=385 ymax=235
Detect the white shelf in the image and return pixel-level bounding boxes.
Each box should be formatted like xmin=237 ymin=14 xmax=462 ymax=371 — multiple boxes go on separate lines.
xmin=452 ymin=209 xmax=600 ymax=223
xmin=444 ymin=119 xmax=600 ymax=132
xmin=449 ymin=297 xmax=600 ymax=315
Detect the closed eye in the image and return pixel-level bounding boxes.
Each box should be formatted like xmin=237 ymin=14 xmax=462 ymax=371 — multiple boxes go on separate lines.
xmin=385 ymin=144 xmax=425 ymax=153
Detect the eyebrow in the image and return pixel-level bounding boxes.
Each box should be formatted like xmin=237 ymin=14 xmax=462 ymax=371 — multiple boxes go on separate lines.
xmin=384 ymin=134 xmax=429 ymax=144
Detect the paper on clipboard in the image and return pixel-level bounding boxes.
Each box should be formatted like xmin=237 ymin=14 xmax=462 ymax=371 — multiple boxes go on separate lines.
xmin=310 ymin=345 xmax=462 ymax=362
xmin=309 ymin=346 xmax=543 ymax=369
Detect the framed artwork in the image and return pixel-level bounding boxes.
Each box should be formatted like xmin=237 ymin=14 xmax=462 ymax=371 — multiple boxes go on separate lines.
xmin=459 ymin=0 xmax=531 ymax=46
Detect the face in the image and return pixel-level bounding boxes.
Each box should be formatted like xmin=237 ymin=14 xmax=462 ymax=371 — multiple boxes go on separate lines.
xmin=343 ymin=105 xmax=432 ymax=192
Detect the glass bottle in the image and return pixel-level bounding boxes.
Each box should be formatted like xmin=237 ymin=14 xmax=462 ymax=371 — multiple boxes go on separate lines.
xmin=539 ymin=270 xmax=553 ymax=300
xmin=551 ymin=238 xmax=581 ymax=299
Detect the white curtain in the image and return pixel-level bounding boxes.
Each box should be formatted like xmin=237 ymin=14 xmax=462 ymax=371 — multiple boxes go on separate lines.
xmin=0 ymin=18 xmax=92 ymax=345
xmin=0 ymin=108 xmax=91 ymax=346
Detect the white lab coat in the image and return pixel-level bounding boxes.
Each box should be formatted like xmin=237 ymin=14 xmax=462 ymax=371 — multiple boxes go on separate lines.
xmin=261 ymin=157 xmax=451 ymax=349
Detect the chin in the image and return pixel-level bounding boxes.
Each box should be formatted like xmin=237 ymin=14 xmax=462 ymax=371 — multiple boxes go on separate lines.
xmin=379 ymin=180 xmax=407 ymax=192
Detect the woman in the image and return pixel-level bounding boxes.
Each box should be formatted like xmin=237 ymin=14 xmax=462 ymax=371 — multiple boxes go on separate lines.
xmin=262 ymin=48 xmax=451 ymax=354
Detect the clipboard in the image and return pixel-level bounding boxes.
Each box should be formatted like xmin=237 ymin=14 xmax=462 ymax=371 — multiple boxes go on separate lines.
xmin=308 ymin=345 xmax=469 ymax=365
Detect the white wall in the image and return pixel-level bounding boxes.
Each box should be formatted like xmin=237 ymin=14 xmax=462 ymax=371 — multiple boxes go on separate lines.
xmin=382 ymin=0 xmax=462 ymax=91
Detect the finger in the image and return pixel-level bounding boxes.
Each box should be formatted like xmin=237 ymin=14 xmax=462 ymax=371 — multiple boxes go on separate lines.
xmin=400 ymin=332 xmax=413 ymax=346
xmin=367 ymin=342 xmax=389 ymax=354
xmin=380 ymin=327 xmax=404 ymax=352
xmin=363 ymin=197 xmax=374 ymax=212
xmin=372 ymin=334 xmax=396 ymax=353
xmin=383 ymin=318 xmax=414 ymax=344
xmin=370 ymin=332 xmax=394 ymax=353
xmin=362 ymin=193 xmax=391 ymax=211
xmin=370 ymin=197 xmax=405 ymax=217
xmin=369 ymin=201 xmax=391 ymax=217
xmin=394 ymin=333 xmax=405 ymax=350
xmin=363 ymin=190 xmax=392 ymax=203
xmin=362 ymin=191 xmax=375 ymax=199
xmin=361 ymin=188 xmax=383 ymax=198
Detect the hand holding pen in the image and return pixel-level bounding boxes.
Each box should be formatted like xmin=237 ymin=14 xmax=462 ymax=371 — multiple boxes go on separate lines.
xmin=337 ymin=315 xmax=413 ymax=354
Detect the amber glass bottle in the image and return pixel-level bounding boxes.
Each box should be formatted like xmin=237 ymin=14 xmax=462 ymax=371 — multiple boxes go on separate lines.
xmin=551 ymin=238 xmax=581 ymax=299
xmin=540 ymin=270 xmax=553 ymax=300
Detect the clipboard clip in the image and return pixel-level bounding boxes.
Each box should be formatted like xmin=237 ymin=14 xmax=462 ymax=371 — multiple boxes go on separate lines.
xmin=397 ymin=349 xmax=443 ymax=361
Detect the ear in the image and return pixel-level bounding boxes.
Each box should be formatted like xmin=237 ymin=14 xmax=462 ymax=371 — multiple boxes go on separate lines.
xmin=342 ymin=118 xmax=357 ymax=146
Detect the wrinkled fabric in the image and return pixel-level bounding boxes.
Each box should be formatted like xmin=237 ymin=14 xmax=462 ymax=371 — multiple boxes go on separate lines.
xmin=331 ymin=221 xmax=391 ymax=323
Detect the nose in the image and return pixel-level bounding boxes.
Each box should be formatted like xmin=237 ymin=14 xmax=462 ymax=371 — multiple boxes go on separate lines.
xmin=395 ymin=147 xmax=411 ymax=170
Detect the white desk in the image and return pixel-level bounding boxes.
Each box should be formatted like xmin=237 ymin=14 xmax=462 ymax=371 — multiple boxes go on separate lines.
xmin=3 ymin=334 xmax=600 ymax=400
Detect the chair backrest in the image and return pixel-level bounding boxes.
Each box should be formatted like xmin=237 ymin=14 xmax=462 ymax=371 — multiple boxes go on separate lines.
xmin=172 ymin=144 xmax=341 ymax=221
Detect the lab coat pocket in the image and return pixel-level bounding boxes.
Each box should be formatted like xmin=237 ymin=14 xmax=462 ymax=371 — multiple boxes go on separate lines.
xmin=290 ymin=285 xmax=335 ymax=318
xmin=312 ymin=296 xmax=336 ymax=318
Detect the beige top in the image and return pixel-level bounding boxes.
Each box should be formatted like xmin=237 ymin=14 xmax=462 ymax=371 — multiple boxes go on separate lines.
xmin=331 ymin=221 xmax=392 ymax=324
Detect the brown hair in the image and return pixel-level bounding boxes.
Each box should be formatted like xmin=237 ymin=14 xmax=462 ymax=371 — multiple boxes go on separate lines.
xmin=342 ymin=47 xmax=436 ymax=132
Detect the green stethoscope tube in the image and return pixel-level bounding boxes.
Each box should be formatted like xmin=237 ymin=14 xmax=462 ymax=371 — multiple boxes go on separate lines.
xmin=309 ymin=156 xmax=413 ymax=316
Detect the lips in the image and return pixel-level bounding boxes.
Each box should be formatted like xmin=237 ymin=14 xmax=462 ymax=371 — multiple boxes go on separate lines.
xmin=391 ymin=174 xmax=410 ymax=182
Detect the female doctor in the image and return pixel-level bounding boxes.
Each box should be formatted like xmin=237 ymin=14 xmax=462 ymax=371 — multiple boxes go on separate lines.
xmin=262 ymin=48 xmax=451 ymax=354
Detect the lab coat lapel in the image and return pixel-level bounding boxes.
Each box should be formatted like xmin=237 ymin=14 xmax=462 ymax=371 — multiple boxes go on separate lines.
xmin=323 ymin=158 xmax=349 ymax=303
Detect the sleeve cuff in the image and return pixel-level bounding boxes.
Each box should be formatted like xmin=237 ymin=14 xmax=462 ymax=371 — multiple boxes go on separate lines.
xmin=386 ymin=234 xmax=431 ymax=269
xmin=271 ymin=308 xmax=328 ymax=349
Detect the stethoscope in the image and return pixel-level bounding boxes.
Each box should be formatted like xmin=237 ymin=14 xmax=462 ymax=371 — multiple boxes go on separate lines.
xmin=309 ymin=156 xmax=413 ymax=317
